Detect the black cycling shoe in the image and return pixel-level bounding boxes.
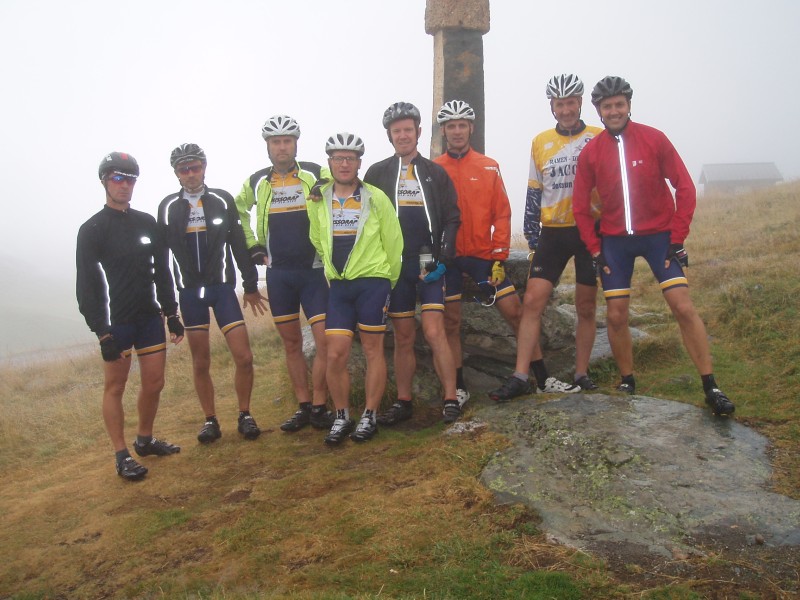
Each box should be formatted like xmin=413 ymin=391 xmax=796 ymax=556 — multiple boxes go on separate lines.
xmin=616 ymin=382 xmax=635 ymax=395
xmin=376 ymin=401 xmax=412 ymax=426
xmin=705 ymin=388 xmax=735 ymax=416
xmin=116 ymin=456 xmax=148 ymax=481
xmin=238 ymin=414 xmax=261 ymax=440
xmin=324 ymin=418 xmax=355 ymax=445
xmin=574 ymin=375 xmax=599 ymax=391
xmin=133 ymin=438 xmax=181 ymax=457
xmin=197 ymin=419 xmax=222 ymax=444
xmin=488 ymin=375 xmax=532 ymax=402
xmin=310 ymin=408 xmax=335 ymax=429
xmin=442 ymin=400 xmax=461 ymax=424
xmin=280 ymin=409 xmax=311 ymax=432
xmin=350 ymin=417 xmax=378 ymax=442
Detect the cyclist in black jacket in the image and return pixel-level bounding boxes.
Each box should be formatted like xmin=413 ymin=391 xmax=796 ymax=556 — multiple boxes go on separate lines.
xmin=158 ymin=143 xmax=268 ymax=445
xmin=77 ymin=152 xmax=184 ymax=482
xmin=364 ymin=102 xmax=461 ymax=425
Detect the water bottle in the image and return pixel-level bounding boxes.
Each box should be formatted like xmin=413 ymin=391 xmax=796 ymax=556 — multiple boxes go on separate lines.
xmin=419 ymin=245 xmax=433 ymax=275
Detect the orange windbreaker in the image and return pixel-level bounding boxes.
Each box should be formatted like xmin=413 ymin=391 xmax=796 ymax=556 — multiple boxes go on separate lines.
xmin=434 ymin=149 xmax=511 ymax=261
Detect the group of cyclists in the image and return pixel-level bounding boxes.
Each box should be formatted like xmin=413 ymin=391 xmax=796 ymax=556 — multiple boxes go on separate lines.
xmin=77 ymin=73 xmax=735 ymax=482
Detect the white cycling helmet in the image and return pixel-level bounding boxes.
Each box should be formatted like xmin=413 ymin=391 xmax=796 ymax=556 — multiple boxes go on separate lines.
xmin=325 ymin=132 xmax=365 ymax=156
xmin=436 ymin=100 xmax=475 ymax=124
xmin=261 ymin=115 xmax=301 ymax=140
xmin=545 ymin=74 xmax=584 ymax=99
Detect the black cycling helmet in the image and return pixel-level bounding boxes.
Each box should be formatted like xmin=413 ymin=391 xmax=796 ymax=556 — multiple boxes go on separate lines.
xmin=591 ymin=76 xmax=633 ymax=106
xmin=98 ymin=152 xmax=139 ymax=180
xmin=546 ymin=74 xmax=584 ymax=99
xmin=170 ymin=143 xmax=206 ymax=168
xmin=382 ymin=101 xmax=421 ymax=129
xmin=325 ymin=132 xmax=365 ymax=156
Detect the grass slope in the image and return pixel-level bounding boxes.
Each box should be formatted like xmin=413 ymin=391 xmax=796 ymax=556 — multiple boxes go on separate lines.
xmin=1 ymin=183 xmax=799 ymax=599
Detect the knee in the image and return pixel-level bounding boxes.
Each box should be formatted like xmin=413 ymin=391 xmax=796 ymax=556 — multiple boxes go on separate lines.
xmin=141 ymin=374 xmax=165 ymax=396
xmin=233 ymin=349 xmax=253 ymax=370
xmin=606 ymin=305 xmax=628 ymax=329
xmin=192 ymin=356 xmax=211 ymax=375
xmin=576 ymin=298 xmax=597 ymax=322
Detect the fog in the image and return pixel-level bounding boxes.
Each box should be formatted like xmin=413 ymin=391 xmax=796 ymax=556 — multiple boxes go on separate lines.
xmin=1 ymin=0 xmax=797 ymax=354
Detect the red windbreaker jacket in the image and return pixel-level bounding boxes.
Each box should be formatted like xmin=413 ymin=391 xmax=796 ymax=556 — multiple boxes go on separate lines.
xmin=572 ymin=121 xmax=696 ymax=256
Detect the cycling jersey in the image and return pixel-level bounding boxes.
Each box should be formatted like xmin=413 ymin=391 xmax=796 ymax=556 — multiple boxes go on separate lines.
xmin=434 ymin=148 xmax=511 ymax=261
xmin=234 ymin=161 xmax=322 ymax=269
xmin=76 ymin=205 xmax=178 ymax=337
xmin=573 ymin=120 xmax=696 ymax=256
xmin=158 ymin=186 xmax=258 ymax=294
xmin=523 ymin=120 xmax=602 ymax=249
xmin=364 ymin=154 xmax=460 ymax=262
xmin=307 ymin=179 xmax=403 ymax=287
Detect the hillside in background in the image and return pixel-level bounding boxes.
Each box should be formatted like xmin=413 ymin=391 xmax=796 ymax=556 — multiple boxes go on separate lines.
xmin=0 ymin=255 xmax=93 ymax=358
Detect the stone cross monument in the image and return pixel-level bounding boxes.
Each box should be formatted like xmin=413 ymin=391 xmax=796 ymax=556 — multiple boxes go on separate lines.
xmin=425 ymin=0 xmax=490 ymax=157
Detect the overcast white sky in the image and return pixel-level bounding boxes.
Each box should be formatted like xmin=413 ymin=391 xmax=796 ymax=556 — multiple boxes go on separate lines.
xmin=1 ymin=0 xmax=798 ymax=304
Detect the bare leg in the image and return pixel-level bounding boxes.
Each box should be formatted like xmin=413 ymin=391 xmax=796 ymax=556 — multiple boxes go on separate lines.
xmin=135 ymin=350 xmax=167 ymax=437
xmin=187 ymin=330 xmax=215 ymax=416
xmin=359 ymin=331 xmax=387 ymax=412
xmin=605 ymin=297 xmax=633 ymax=376
xmin=663 ymin=287 xmax=713 ymax=374
xmin=420 ymin=311 xmax=457 ymax=399
xmin=574 ymin=283 xmax=598 ymax=376
xmin=275 ymin=320 xmax=312 ymax=403
xmin=224 ymin=325 xmax=254 ymax=412
xmin=326 ymin=334 xmax=353 ymax=411
xmin=392 ymin=317 xmax=417 ymax=399
xmin=102 ymin=356 xmax=132 ymax=452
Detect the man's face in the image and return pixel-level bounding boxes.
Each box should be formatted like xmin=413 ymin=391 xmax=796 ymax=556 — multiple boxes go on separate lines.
xmin=328 ymin=151 xmax=361 ymax=185
xmin=174 ymin=160 xmax=206 ymax=191
xmin=388 ymin=118 xmax=420 ymax=159
xmin=441 ymin=120 xmax=473 ymax=153
xmin=103 ymin=172 xmax=137 ymax=208
xmin=551 ymin=96 xmax=582 ymax=130
xmin=267 ymin=135 xmax=298 ymax=170
xmin=597 ymin=95 xmax=631 ymax=133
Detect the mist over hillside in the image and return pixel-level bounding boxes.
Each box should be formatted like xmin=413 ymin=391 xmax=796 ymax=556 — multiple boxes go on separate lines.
xmin=0 ymin=255 xmax=90 ymax=358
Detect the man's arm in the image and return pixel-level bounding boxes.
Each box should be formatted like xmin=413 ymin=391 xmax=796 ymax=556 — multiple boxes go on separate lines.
xmin=490 ymin=167 xmax=512 ymax=261
xmin=572 ymin=151 xmax=601 ymax=256
xmin=660 ymin=134 xmax=696 ymax=245
xmin=223 ymin=191 xmax=260 ymax=294
xmin=233 ymin=178 xmax=259 ymax=250
xmin=75 ymin=223 xmax=110 ymax=337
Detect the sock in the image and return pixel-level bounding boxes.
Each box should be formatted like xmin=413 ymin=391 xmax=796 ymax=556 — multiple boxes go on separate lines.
xmin=115 ymin=449 xmax=131 ymax=464
xmin=620 ymin=374 xmax=635 ymax=390
xmin=530 ymin=360 xmax=548 ymax=389
xmin=238 ymin=410 xmax=251 ymax=420
xmin=574 ymin=373 xmax=586 ymax=382
xmin=205 ymin=415 xmax=218 ymax=423
xmin=299 ymin=402 xmax=312 ymax=412
xmin=311 ymin=404 xmax=327 ymax=414
xmin=136 ymin=435 xmax=152 ymax=447
xmin=336 ymin=408 xmax=350 ymax=421
xmin=701 ymin=374 xmax=717 ymax=393
xmin=363 ymin=409 xmax=376 ymax=424
xmin=512 ymin=372 xmax=528 ymax=382
xmin=397 ymin=398 xmax=413 ymax=408
xmin=456 ymin=367 xmax=466 ymax=390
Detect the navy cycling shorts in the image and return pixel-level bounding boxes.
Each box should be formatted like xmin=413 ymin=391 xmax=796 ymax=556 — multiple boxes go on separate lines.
xmin=326 ymin=278 xmax=391 ymax=337
xmin=266 ymin=267 xmax=328 ymax=327
xmin=388 ymin=256 xmax=445 ymax=318
xmin=109 ymin=314 xmax=166 ymax=358
xmin=444 ymin=256 xmax=517 ymax=303
xmin=601 ymin=231 xmax=688 ymax=300
xmin=180 ymin=284 xmax=245 ymax=335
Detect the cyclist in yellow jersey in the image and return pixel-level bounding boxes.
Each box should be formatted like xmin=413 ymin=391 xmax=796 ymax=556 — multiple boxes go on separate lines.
xmin=489 ymin=74 xmax=599 ymax=402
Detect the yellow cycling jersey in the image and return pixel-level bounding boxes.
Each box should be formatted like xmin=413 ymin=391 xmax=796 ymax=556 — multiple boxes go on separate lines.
xmin=528 ymin=124 xmax=603 ymax=227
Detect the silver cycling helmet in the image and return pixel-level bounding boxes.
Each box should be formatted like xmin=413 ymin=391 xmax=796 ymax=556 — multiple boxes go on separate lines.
xmin=98 ymin=151 xmax=139 ymax=180
xmin=382 ymin=101 xmax=421 ymax=129
xmin=591 ymin=76 xmax=633 ymax=106
xmin=169 ymin=143 xmax=206 ymax=168
xmin=325 ymin=132 xmax=365 ymax=156
xmin=261 ymin=114 xmax=301 ymax=140
xmin=545 ymin=74 xmax=584 ymax=99
xmin=436 ymin=100 xmax=475 ymax=124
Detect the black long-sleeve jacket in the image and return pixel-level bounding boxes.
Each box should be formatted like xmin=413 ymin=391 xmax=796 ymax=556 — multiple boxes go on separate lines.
xmin=364 ymin=154 xmax=460 ymax=262
xmin=76 ymin=205 xmax=178 ymax=337
xmin=157 ymin=187 xmax=258 ymax=294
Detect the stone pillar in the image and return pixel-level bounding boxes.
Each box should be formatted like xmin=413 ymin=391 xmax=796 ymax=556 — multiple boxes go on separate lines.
xmin=425 ymin=0 xmax=490 ymax=157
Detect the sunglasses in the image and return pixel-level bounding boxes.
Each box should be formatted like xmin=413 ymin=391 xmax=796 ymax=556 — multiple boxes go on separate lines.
xmin=108 ymin=174 xmax=137 ymax=184
xmin=472 ymin=281 xmax=497 ymax=307
xmin=177 ymin=164 xmax=204 ymax=174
